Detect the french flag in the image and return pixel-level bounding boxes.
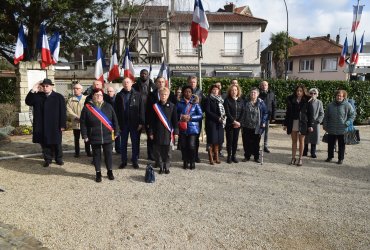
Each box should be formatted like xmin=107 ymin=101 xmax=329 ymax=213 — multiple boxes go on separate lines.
xmin=95 ymin=46 xmax=105 ymax=83
xmin=190 ymin=0 xmax=209 ymax=48
xmin=157 ymin=61 xmax=169 ymax=88
xmin=39 ymin=24 xmax=53 ymax=69
xmin=338 ymin=37 xmax=348 ymax=67
xmin=351 ymin=5 xmax=364 ymax=32
xmin=14 ymin=24 xmax=27 ymax=65
xmin=49 ymin=32 xmax=60 ymax=64
xmin=122 ymin=47 xmax=135 ymax=81
xmin=108 ymin=45 xmax=120 ymax=82
xmin=352 ymin=33 xmax=364 ymax=65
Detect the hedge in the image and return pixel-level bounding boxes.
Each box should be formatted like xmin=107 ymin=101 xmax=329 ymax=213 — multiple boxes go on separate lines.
xmin=170 ymin=78 xmax=370 ymax=124
xmin=0 ymin=77 xmax=16 ymax=103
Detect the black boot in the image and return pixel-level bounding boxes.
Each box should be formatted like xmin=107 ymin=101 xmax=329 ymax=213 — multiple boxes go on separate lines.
xmin=303 ymin=144 xmax=308 ymax=156
xmin=227 ymin=155 xmax=232 ymax=164
xmin=231 ymin=155 xmax=239 ymax=163
xmin=159 ymin=164 xmax=164 ymax=174
xmin=183 ymin=161 xmax=188 ymax=169
xmin=164 ymin=163 xmax=170 ymax=174
xmin=311 ymin=144 xmax=317 ymax=158
xmin=107 ymin=170 xmax=114 ymax=180
xmin=95 ymin=172 xmax=102 ymax=182
xmin=190 ymin=162 xmax=195 ymax=170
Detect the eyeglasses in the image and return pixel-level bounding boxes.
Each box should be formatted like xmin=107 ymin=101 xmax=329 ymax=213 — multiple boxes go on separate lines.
xmin=310 ymin=92 xmax=317 ymax=95
xmin=94 ymin=94 xmax=103 ymax=97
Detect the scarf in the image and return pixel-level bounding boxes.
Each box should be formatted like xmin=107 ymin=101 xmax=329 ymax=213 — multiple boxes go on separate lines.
xmin=210 ymin=94 xmax=226 ymax=128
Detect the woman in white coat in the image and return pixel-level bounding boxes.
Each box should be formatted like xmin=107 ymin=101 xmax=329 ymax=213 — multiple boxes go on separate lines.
xmin=303 ymin=88 xmax=324 ymax=158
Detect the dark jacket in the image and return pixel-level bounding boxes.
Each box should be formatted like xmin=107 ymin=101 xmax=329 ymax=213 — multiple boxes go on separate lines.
xmin=193 ymin=87 xmax=206 ymax=110
xmin=133 ymin=78 xmax=156 ymax=107
xmin=146 ymin=89 xmax=177 ymax=127
xmin=241 ymin=98 xmax=269 ymax=135
xmin=148 ymin=101 xmax=178 ymax=145
xmin=224 ymin=97 xmax=244 ymax=128
xmin=25 ymin=91 xmax=66 ymax=144
xmin=204 ymin=96 xmax=224 ymax=144
xmin=258 ymin=89 xmax=277 ymax=120
xmin=284 ymin=95 xmax=314 ymax=135
xmin=176 ymin=97 xmax=203 ymax=135
xmin=323 ymin=99 xmax=355 ymax=135
xmin=114 ymin=88 xmax=145 ymax=130
xmin=80 ymin=102 xmax=119 ymax=145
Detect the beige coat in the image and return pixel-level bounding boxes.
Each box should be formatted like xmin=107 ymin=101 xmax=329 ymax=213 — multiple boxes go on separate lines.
xmin=67 ymin=95 xmax=87 ymax=129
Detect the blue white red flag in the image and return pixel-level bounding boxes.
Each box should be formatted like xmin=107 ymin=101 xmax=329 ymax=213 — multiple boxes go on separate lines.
xmin=108 ymin=45 xmax=120 ymax=82
xmin=39 ymin=24 xmax=53 ymax=69
xmin=190 ymin=0 xmax=209 ymax=47
xmin=14 ymin=24 xmax=27 ymax=65
xmin=351 ymin=36 xmax=358 ymax=64
xmin=122 ymin=47 xmax=135 ymax=81
xmin=157 ymin=61 xmax=170 ymax=88
xmin=352 ymin=33 xmax=364 ymax=65
xmin=49 ymin=32 xmax=60 ymax=64
xmin=338 ymin=37 xmax=348 ymax=67
xmin=95 ymin=46 xmax=105 ymax=83
xmin=351 ymin=5 xmax=364 ymax=32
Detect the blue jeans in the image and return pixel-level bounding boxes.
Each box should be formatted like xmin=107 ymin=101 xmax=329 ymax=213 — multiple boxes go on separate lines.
xmin=120 ymin=126 xmax=140 ymax=163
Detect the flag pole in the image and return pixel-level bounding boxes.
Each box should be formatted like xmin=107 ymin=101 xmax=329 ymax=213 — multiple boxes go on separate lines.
xmin=198 ymin=42 xmax=202 ymax=90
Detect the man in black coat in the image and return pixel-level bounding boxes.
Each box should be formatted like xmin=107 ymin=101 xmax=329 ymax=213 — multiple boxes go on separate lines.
xmin=114 ymin=77 xmax=145 ymax=169
xmin=25 ymin=78 xmax=67 ymax=167
xmin=258 ymin=80 xmax=277 ymax=153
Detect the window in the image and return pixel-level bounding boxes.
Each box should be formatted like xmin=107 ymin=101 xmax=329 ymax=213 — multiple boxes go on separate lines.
xmin=300 ymin=59 xmax=314 ymax=72
xmin=286 ymin=60 xmax=293 ymax=72
xmin=178 ymin=32 xmax=196 ymax=55
xmin=322 ymin=57 xmax=337 ymax=71
xmin=151 ymin=30 xmax=161 ymax=53
xmin=223 ymin=32 xmax=242 ymax=55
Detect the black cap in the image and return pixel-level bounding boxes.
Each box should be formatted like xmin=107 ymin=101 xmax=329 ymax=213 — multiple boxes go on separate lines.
xmin=41 ymin=78 xmax=54 ymax=85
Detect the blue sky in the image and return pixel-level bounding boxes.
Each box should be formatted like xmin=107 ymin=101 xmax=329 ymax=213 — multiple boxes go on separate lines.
xmin=181 ymin=0 xmax=368 ymax=49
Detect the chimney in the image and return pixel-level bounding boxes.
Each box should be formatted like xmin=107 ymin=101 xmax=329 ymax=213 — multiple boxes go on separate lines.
xmin=326 ymin=34 xmax=330 ymax=39
xmin=306 ymin=36 xmax=310 ymax=40
xmin=170 ymin=0 xmax=175 ymax=14
xmin=224 ymin=3 xmax=236 ymax=12
xmin=336 ymin=34 xmax=340 ymax=44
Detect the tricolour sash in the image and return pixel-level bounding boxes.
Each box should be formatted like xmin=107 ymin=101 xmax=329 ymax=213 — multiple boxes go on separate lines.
xmin=85 ymin=103 xmax=114 ymax=132
xmin=153 ymin=103 xmax=174 ymax=144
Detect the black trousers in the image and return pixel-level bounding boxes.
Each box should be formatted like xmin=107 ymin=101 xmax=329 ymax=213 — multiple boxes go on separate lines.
xmin=73 ymin=129 xmax=90 ymax=155
xmin=91 ymin=143 xmax=113 ymax=172
xmin=153 ymin=144 xmax=171 ymax=166
xmin=179 ymin=134 xmax=197 ymax=163
xmin=327 ymin=134 xmax=345 ymax=160
xmin=242 ymin=128 xmax=261 ymax=160
xmin=225 ymin=126 xmax=240 ymax=157
xmin=40 ymin=143 xmax=63 ymax=163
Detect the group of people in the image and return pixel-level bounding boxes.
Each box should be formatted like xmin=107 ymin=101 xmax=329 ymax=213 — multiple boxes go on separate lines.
xmin=26 ymin=73 xmax=356 ymax=183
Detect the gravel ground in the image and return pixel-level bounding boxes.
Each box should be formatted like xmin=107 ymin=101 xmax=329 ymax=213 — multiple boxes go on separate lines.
xmin=0 ymin=126 xmax=369 ymax=249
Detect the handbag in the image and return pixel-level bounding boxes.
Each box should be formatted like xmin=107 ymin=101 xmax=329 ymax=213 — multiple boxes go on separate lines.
xmin=322 ymin=133 xmax=329 ymax=143
xmin=178 ymin=103 xmax=192 ymax=131
xmin=145 ymin=164 xmax=155 ymax=183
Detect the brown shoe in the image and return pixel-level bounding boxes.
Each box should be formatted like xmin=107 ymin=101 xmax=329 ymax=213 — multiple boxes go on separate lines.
xmin=214 ymin=144 xmax=220 ymax=164
xmin=208 ymin=145 xmax=214 ymax=165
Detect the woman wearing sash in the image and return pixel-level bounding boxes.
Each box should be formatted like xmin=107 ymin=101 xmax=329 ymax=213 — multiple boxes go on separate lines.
xmin=204 ymin=84 xmax=226 ymax=165
xmin=148 ymin=87 xmax=178 ymax=174
xmin=80 ymin=89 xmax=120 ymax=182
xmin=176 ymin=86 xmax=203 ymax=170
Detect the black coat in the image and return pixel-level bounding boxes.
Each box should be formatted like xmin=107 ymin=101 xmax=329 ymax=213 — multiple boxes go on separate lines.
xmin=133 ymin=78 xmax=155 ymax=107
xmin=259 ymin=90 xmax=277 ymax=119
xmin=114 ymin=89 xmax=145 ymax=130
xmin=148 ymin=101 xmax=178 ymax=145
xmin=224 ymin=97 xmax=244 ymax=128
xmin=80 ymin=102 xmax=119 ymax=145
xmin=204 ymin=97 xmax=224 ymax=144
xmin=25 ymin=91 xmax=66 ymax=144
xmin=146 ymin=89 xmax=177 ymax=127
xmin=284 ymin=95 xmax=313 ymax=135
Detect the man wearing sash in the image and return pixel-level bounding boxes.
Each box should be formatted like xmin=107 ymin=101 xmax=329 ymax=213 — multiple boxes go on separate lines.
xmin=148 ymin=87 xmax=178 ymax=174
xmin=80 ymin=89 xmax=120 ymax=182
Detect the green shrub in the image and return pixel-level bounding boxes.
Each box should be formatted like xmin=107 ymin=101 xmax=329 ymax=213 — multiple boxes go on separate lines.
xmin=12 ymin=125 xmax=33 ymax=135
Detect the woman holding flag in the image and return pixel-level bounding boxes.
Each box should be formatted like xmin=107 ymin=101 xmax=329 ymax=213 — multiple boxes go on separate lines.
xmin=80 ymin=89 xmax=120 ymax=182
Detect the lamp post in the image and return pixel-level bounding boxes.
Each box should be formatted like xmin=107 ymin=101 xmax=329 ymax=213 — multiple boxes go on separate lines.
xmin=283 ymin=0 xmax=288 ymax=80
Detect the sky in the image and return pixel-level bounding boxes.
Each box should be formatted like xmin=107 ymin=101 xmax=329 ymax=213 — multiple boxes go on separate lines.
xmin=174 ymin=0 xmax=369 ymax=49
